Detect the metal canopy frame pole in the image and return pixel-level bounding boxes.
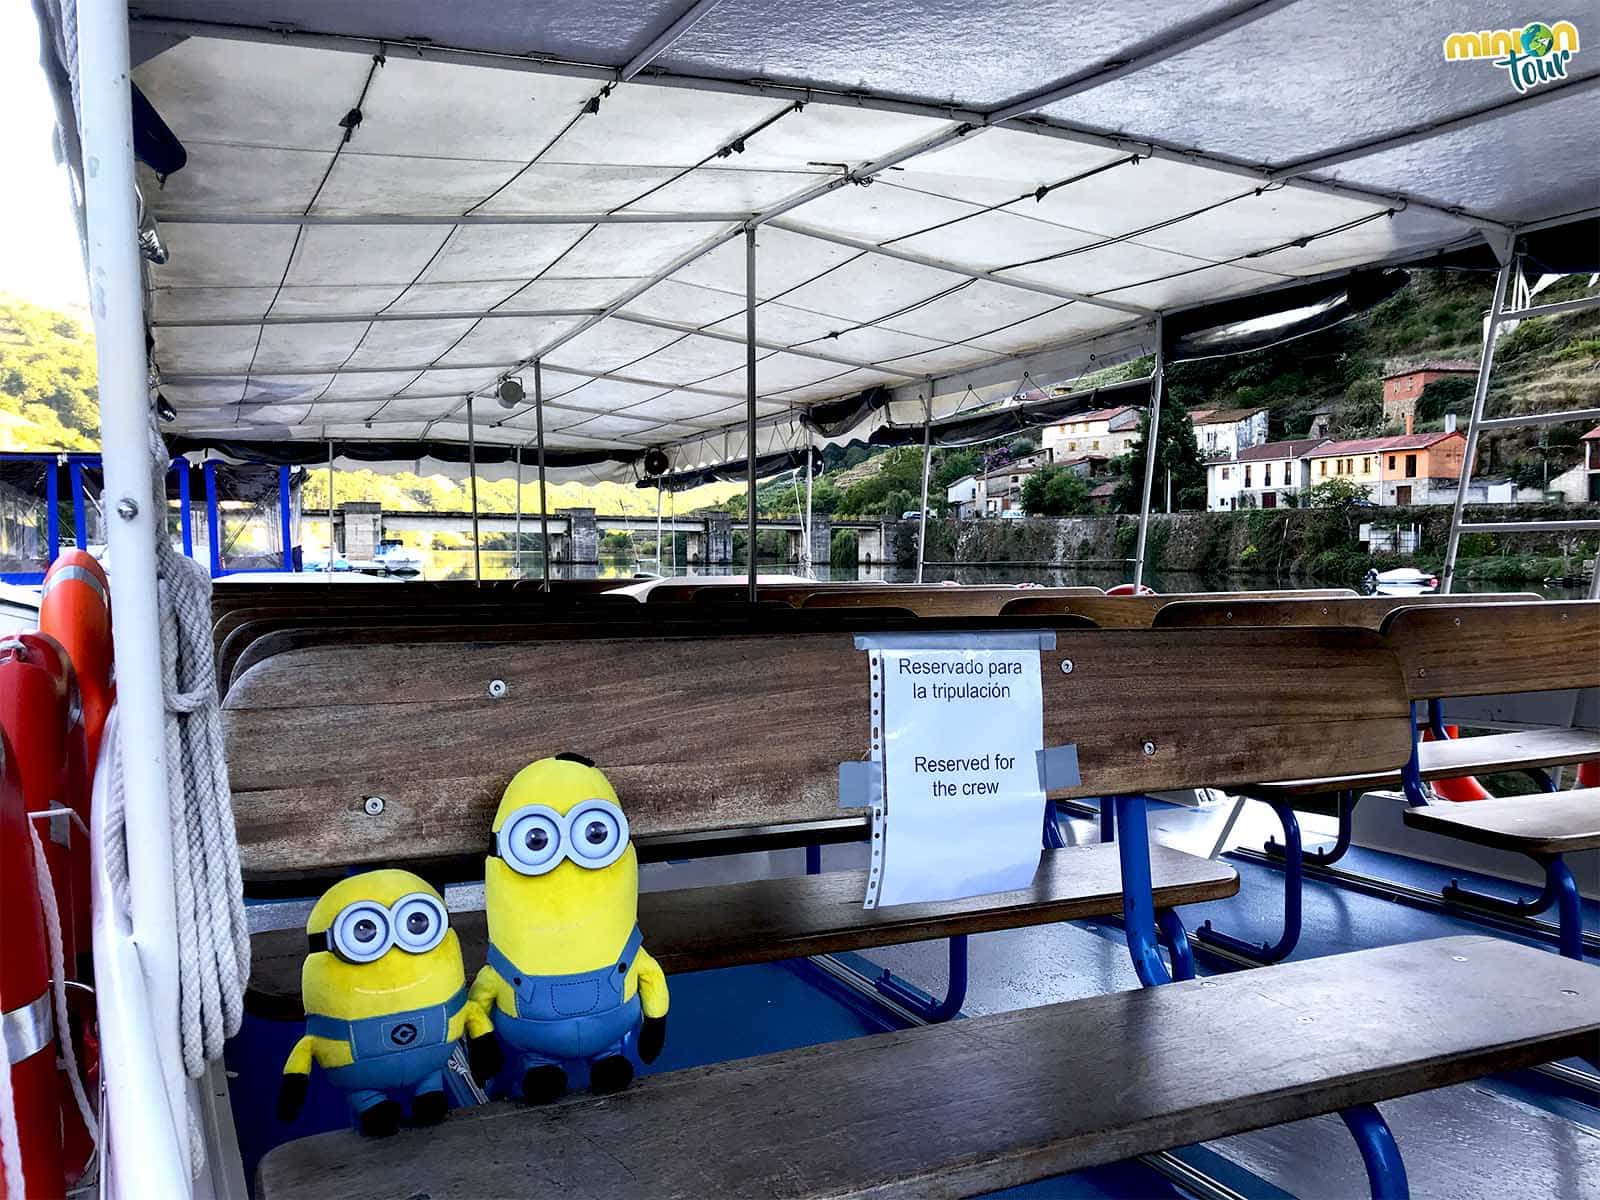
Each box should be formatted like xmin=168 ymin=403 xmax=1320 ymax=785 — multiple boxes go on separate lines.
xmin=326 ymin=440 xmax=335 ymax=579
xmin=466 ymin=394 xmax=481 ymax=585
xmin=204 ymin=460 xmax=222 ymax=578
xmin=916 ymin=395 xmax=933 ymax=584
xmin=78 ymin=0 xmax=189 ymax=1179
xmin=1133 ymin=318 xmax=1165 ymax=590
xmin=745 ymin=226 xmax=758 ymax=604
xmin=277 ymin=464 xmax=293 ymax=570
xmin=535 ymin=361 xmax=553 ymax=591
xmin=513 ymin=445 xmax=522 ymax=576
xmin=1441 ymin=259 xmax=1514 ymax=593
xmin=804 ymin=435 xmax=815 ymax=579
xmin=655 ymin=485 xmax=664 ymax=575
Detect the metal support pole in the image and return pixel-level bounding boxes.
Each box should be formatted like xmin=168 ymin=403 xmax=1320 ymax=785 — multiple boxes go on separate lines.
xmin=1133 ymin=318 xmax=1164 ymax=589
xmin=68 ymin=459 xmax=86 ymax=551
xmin=326 ymin=440 xmax=335 ymax=579
xmin=1339 ymin=1105 xmax=1410 ymax=1199
xmin=916 ymin=395 xmax=932 ymax=584
xmin=655 ymin=484 xmax=663 ymax=575
xmin=176 ymin=459 xmax=192 ymax=558
xmin=1442 ymin=259 xmax=1513 ymax=593
xmin=466 ymin=394 xmax=481 ymax=585
xmin=804 ymin=436 xmax=815 ymax=579
xmin=79 ymin=0 xmax=189 ymax=1178
xmin=744 ymin=226 xmax=758 ymax=604
xmin=534 ymin=361 xmax=552 ymax=591
xmin=46 ymin=456 xmax=60 ymax=560
xmin=204 ymin=460 xmax=222 ymax=578
xmin=277 ymin=464 xmax=293 ymax=570
xmin=513 ymin=445 xmax=522 ymax=576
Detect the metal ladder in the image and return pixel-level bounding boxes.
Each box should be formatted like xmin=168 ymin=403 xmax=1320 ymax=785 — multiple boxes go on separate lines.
xmin=1441 ymin=256 xmax=1600 ymax=598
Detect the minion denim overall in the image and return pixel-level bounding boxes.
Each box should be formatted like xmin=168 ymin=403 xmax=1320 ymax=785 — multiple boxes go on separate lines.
xmin=308 ymin=988 xmax=467 ymax=1115
xmin=484 ymin=927 xmax=644 ymax=1071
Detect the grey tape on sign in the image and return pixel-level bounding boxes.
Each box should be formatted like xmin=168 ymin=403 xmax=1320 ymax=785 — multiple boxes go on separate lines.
xmin=1036 ymin=744 xmax=1080 ymax=791
xmin=838 ymin=760 xmax=883 ymax=809
xmin=853 ymin=630 xmax=1057 ymax=652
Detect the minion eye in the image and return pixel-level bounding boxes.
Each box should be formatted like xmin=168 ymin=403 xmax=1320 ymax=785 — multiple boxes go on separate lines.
xmin=566 ymin=800 xmax=627 ymax=869
xmin=330 ymin=900 xmax=393 ymax=964
xmin=500 ymin=806 xmax=565 ymax=876
xmin=392 ymin=893 xmax=448 ymax=953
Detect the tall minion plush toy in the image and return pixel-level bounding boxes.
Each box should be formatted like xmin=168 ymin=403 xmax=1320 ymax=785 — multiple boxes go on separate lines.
xmin=277 ymin=869 xmax=501 ymax=1136
xmin=470 ymin=753 xmax=669 ymax=1103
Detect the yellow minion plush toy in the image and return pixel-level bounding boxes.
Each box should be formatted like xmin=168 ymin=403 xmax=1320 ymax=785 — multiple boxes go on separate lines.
xmin=277 ymin=869 xmax=500 ymax=1136
xmin=470 ymin=753 xmax=669 ymax=1103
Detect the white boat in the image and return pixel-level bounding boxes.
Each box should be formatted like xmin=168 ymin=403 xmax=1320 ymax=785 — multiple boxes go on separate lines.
xmin=1362 ymin=567 xmax=1440 ymax=596
xmin=372 ymin=540 xmax=424 ymax=574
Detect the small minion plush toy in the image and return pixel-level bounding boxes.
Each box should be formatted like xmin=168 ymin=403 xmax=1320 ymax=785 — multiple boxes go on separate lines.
xmin=470 ymin=753 xmax=669 ymax=1103
xmin=277 ymin=869 xmax=500 ymax=1136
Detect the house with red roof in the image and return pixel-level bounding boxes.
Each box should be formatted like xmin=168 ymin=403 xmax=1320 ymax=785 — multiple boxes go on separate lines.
xmin=1583 ymin=425 xmax=1600 ymax=502
xmin=1381 ymin=359 xmax=1477 ymax=427
xmin=1207 ymin=437 xmax=1330 ymax=510
xmin=1305 ymin=430 xmax=1467 ymax=505
xmin=1040 ymin=406 xmax=1142 ymax=462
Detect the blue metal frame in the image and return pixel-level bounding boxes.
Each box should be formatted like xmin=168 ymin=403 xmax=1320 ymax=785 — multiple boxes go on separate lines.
xmin=204 ymin=460 xmax=222 ymax=578
xmin=277 ymin=465 xmax=294 ymax=571
xmin=45 ymin=459 xmax=60 ymax=563
xmin=1117 ymin=792 xmax=1408 ymax=1196
xmin=872 ymin=936 xmax=968 ymax=1022
xmin=68 ymin=460 xmax=87 ymax=550
xmin=1267 ymin=789 xmax=1356 ymax=867
xmin=1341 ymin=1105 xmax=1410 ymax=1199
xmin=176 ymin=461 xmax=194 ymax=557
xmin=1194 ymin=799 xmax=1303 ymax=963
xmin=1401 ymin=702 xmax=1430 ymax=807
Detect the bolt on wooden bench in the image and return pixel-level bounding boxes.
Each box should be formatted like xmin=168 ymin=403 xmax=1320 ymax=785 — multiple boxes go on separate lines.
xmin=258 ymin=936 xmax=1600 ymax=1200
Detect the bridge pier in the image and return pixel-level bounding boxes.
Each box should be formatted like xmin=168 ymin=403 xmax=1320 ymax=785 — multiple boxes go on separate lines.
xmin=857 ymin=522 xmax=887 ymax=566
xmin=565 ymin=507 xmax=599 ymax=564
xmin=809 ymin=516 xmax=831 ymax=570
xmin=705 ymin=512 xmax=733 ymax=565
xmin=336 ymin=502 xmax=383 ymax=560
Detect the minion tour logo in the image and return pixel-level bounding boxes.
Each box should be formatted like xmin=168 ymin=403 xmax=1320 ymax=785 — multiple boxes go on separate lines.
xmin=1443 ymin=20 xmax=1581 ymax=92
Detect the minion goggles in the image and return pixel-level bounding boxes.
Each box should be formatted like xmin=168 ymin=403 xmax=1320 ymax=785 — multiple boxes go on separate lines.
xmin=490 ymin=799 xmax=629 ymax=876
xmin=308 ymin=892 xmax=449 ymax=963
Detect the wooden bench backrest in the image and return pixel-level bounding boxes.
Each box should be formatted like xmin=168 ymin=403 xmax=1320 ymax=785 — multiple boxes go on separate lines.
xmin=999 ymin=590 xmax=1357 ymax=627
xmin=799 ymin=587 xmax=1106 ymax=617
xmin=1153 ymin=593 xmax=1544 ymax=630
xmin=224 ymin=620 xmax=1410 ymax=878
xmin=1379 ymin=600 xmax=1600 ymax=699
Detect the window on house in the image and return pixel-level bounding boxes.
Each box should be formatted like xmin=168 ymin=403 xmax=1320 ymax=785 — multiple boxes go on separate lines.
xmin=1405 ymin=454 xmax=1417 ymax=478
xmin=1362 ymin=457 xmax=1371 ymax=474
xmin=1320 ymin=460 xmax=1328 ymax=477
xmin=1264 ymin=463 xmax=1272 ymax=486
xmin=1244 ymin=465 xmax=1252 ymax=487
xmin=1221 ymin=467 xmax=1230 ymax=480
xmin=1388 ymin=455 xmax=1396 ymax=470
xmin=1092 ymin=439 xmax=1100 ymax=449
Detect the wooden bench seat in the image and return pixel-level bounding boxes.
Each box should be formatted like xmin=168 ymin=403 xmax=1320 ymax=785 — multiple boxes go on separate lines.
xmin=1402 ymin=789 xmax=1600 ymax=855
xmin=1251 ymin=727 xmax=1600 ymax=796
xmin=1154 ymin=592 xmax=1544 ymax=629
xmin=257 ymin=935 xmax=1600 ymax=1200
xmin=245 ymin=840 xmax=1239 ymax=1020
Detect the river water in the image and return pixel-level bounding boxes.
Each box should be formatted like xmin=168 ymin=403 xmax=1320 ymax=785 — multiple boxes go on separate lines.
xmin=379 ymin=549 xmax=1589 ymax=599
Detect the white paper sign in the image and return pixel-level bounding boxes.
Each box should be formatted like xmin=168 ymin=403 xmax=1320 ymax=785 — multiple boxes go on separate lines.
xmin=862 ymin=636 xmax=1046 ymax=908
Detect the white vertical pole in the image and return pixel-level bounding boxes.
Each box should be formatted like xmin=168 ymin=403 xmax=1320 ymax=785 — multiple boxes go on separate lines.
xmin=1133 ymin=318 xmax=1165 ymax=590
xmin=1441 ymin=259 xmax=1514 ymax=594
xmin=466 ymin=394 xmax=481 ymax=584
xmin=513 ymin=444 xmax=522 ymax=577
xmin=916 ymin=395 xmax=932 ymax=583
xmin=326 ymin=439 xmax=335 ymax=579
xmin=744 ymin=227 xmax=758 ymax=604
xmin=534 ymin=361 xmax=552 ymax=591
xmin=79 ymin=0 xmax=189 ymax=1177
xmin=655 ymin=485 xmax=663 ymax=575
xmin=804 ymin=435 xmax=815 ymax=579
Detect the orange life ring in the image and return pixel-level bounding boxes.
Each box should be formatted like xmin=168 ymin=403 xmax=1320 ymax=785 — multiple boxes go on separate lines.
xmin=1106 ymin=583 xmax=1156 ymax=596
xmin=40 ymin=552 xmax=113 ymax=768
xmin=1421 ymin=723 xmax=1493 ymax=802
xmin=1578 ymin=761 xmax=1599 ymax=789
xmin=0 ymin=728 xmax=66 ymax=1200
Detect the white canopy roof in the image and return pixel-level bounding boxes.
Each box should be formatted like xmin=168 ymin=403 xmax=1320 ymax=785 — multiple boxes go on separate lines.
xmin=107 ymin=1 xmax=1597 ymax=479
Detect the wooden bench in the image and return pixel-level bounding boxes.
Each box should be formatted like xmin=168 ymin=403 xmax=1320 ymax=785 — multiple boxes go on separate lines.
xmin=1153 ymin=592 xmax=1544 ymax=630
xmin=999 ymin=589 xmax=1358 ymax=626
xmin=796 ymin=585 xmax=1108 ymax=616
xmin=1201 ymin=601 xmax=1599 ymax=963
xmin=258 ymin=935 xmax=1600 ymax=1199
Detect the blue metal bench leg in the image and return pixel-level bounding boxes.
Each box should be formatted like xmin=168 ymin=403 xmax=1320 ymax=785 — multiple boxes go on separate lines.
xmin=1341 ymin=1104 xmax=1409 ymax=1199
xmin=1402 ymin=703 xmax=1430 ymax=807
xmin=872 ymin=935 xmax=968 ymax=1022
xmin=1545 ymin=855 xmax=1585 ymax=961
xmin=1268 ymin=789 xmax=1356 ymax=867
xmin=1193 ymin=799 xmax=1303 ymax=964
xmin=1113 ymin=795 xmax=1195 ymax=986
xmin=1100 ymin=795 xmax=1115 ymax=843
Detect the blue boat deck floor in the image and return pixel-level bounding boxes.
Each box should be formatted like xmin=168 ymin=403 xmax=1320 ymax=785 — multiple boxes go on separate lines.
xmin=231 ymin=799 xmax=1600 ymax=1198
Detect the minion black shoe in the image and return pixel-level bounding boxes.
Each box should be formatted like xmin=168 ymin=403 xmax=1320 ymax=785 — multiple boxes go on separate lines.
xmin=358 ymin=1099 xmax=402 ymax=1138
xmin=522 ymin=1064 xmax=568 ymax=1104
xmin=410 ymin=1090 xmax=448 ymax=1126
xmin=590 ymin=1055 xmax=634 ymax=1095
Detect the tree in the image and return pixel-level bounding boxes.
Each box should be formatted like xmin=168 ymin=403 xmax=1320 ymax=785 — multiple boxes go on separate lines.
xmin=1109 ymin=396 xmax=1206 ymax=513
xmin=1334 ymin=378 xmax=1383 ymax=436
xmin=883 ymin=487 xmax=917 ymax=520
xmin=1020 ymin=467 xmax=1093 ymax=516
xmin=932 ymin=448 xmax=980 ymax=492
xmin=1306 ymin=477 xmax=1373 ymax=508
xmin=1 ymin=298 xmax=100 ymax=449
xmin=1416 ymin=375 xmax=1473 ymax=424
